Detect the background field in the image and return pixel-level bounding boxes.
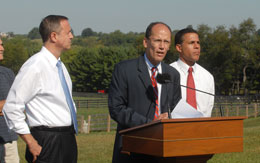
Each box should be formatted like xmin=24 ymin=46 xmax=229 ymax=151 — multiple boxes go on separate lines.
xmin=17 ymin=117 xmax=260 ymax=163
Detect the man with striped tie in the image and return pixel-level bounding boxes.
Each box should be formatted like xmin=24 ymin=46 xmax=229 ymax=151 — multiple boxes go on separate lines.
xmin=108 ymin=22 xmax=181 ymax=163
xmin=3 ymin=15 xmax=77 ymax=163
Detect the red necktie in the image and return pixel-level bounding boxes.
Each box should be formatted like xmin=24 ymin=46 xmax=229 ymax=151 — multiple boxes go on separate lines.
xmin=187 ymin=67 xmax=197 ymax=109
xmin=151 ymin=67 xmax=159 ymax=119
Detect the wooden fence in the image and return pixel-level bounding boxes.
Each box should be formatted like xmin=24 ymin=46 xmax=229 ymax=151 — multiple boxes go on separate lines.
xmin=75 ymin=97 xmax=259 ymax=134
xmin=75 ymin=99 xmax=107 ymax=109
xmin=212 ymin=102 xmax=259 ymax=118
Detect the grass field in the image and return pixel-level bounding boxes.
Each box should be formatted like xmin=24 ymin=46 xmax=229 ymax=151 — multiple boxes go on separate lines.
xmin=17 ymin=117 xmax=260 ymax=163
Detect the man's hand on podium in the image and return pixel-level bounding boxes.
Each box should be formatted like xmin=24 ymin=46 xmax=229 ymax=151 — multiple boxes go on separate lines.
xmin=154 ymin=112 xmax=169 ymax=120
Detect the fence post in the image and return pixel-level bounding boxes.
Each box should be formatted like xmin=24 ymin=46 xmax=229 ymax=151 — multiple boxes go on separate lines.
xmin=107 ymin=114 xmax=111 ymax=132
xmin=79 ymin=115 xmax=84 ymax=133
xmin=254 ymin=103 xmax=258 ymax=118
xmin=246 ymin=105 xmax=249 ymax=117
xmin=226 ymin=106 xmax=229 ymax=117
xmin=236 ymin=106 xmax=239 ymax=116
xmin=78 ymin=101 xmax=80 ymax=109
xmin=87 ymin=115 xmax=91 ymax=134
xmin=215 ymin=106 xmax=218 ymax=117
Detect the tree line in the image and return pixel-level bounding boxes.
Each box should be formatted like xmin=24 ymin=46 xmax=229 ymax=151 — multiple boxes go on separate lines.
xmin=1 ymin=18 xmax=260 ymax=95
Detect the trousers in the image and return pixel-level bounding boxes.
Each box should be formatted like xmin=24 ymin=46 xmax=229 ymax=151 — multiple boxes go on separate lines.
xmin=4 ymin=141 xmax=19 ymax=163
xmin=26 ymin=126 xmax=77 ymax=163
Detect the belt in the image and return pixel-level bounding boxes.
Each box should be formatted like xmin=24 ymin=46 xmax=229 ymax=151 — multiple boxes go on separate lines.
xmin=30 ymin=125 xmax=75 ymax=133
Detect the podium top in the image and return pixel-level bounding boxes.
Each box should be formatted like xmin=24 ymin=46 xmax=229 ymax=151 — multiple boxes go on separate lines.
xmin=119 ymin=116 xmax=247 ymax=134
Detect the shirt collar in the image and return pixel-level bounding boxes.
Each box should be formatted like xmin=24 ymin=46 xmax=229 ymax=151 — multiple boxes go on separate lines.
xmin=177 ymin=58 xmax=197 ymax=74
xmin=144 ymin=53 xmax=161 ymax=71
xmin=41 ymin=46 xmax=60 ymax=68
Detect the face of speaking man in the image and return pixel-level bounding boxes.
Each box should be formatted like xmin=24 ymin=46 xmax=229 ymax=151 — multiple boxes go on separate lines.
xmin=143 ymin=24 xmax=171 ymax=66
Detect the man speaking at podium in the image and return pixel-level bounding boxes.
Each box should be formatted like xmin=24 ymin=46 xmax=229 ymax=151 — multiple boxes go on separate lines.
xmin=108 ymin=22 xmax=181 ymax=163
xmin=170 ymin=28 xmax=215 ymax=117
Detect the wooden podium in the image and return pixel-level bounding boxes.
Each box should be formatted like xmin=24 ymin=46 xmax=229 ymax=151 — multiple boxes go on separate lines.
xmin=119 ymin=116 xmax=246 ymax=163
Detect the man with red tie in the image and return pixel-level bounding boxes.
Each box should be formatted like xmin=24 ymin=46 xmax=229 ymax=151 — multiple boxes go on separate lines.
xmin=108 ymin=22 xmax=181 ymax=163
xmin=170 ymin=28 xmax=215 ymax=117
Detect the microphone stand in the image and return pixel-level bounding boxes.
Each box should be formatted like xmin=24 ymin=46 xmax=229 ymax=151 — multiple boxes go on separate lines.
xmin=165 ymin=83 xmax=172 ymax=119
xmin=180 ymin=84 xmax=215 ymax=96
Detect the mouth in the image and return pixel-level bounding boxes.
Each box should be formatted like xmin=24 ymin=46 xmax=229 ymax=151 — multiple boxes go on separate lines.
xmin=193 ymin=52 xmax=200 ymax=56
xmin=156 ymin=51 xmax=165 ymax=56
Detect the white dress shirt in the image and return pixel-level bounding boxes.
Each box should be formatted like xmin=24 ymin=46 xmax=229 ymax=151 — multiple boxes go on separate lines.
xmin=3 ymin=47 xmax=76 ymax=134
xmin=170 ymin=59 xmax=215 ymax=117
xmin=144 ymin=54 xmax=162 ymax=115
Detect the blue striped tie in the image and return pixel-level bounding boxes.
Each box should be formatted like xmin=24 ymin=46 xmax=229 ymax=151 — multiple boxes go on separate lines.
xmin=56 ymin=60 xmax=78 ymax=134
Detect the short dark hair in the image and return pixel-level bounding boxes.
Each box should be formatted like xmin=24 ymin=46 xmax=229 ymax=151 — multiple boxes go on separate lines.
xmin=145 ymin=22 xmax=172 ymax=39
xmin=174 ymin=28 xmax=198 ymax=46
xmin=39 ymin=15 xmax=68 ymax=43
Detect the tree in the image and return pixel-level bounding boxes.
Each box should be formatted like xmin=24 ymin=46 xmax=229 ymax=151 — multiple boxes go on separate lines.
xmin=2 ymin=37 xmax=29 ymax=74
xmin=66 ymin=46 xmax=137 ymax=92
xmin=81 ymin=28 xmax=96 ymax=37
xmin=100 ymin=30 xmax=139 ymax=46
xmin=28 ymin=27 xmax=41 ymax=40
xmin=230 ymin=18 xmax=257 ymax=94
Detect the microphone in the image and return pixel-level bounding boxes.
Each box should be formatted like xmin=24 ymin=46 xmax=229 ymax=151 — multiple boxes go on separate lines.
xmin=156 ymin=73 xmax=172 ymax=84
xmin=156 ymin=73 xmax=223 ymax=117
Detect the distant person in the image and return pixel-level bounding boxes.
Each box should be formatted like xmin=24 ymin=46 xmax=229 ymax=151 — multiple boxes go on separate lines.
xmin=108 ymin=22 xmax=181 ymax=163
xmin=0 ymin=38 xmax=20 ymax=163
xmin=170 ymin=28 xmax=215 ymax=117
xmin=3 ymin=15 xmax=78 ymax=163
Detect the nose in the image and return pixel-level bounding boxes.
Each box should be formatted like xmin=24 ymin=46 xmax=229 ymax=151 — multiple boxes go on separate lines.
xmin=70 ymin=32 xmax=74 ymax=39
xmin=159 ymin=41 xmax=165 ymax=49
xmin=194 ymin=42 xmax=200 ymax=49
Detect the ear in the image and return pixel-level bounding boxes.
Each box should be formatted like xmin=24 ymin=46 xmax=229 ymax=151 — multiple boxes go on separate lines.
xmin=49 ymin=32 xmax=58 ymax=43
xmin=143 ymin=37 xmax=148 ymax=48
xmin=175 ymin=44 xmax=182 ymax=53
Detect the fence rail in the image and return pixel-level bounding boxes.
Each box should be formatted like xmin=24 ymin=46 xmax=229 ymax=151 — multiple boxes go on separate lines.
xmin=75 ymin=99 xmax=107 ymax=109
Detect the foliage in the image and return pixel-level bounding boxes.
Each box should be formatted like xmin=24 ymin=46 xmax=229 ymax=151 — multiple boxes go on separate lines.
xmin=1 ymin=37 xmax=29 ymax=74
xmin=27 ymin=27 xmax=41 ymax=40
xmin=63 ymin=46 xmax=137 ymax=92
xmin=196 ymin=19 xmax=260 ymax=95
xmin=2 ymin=18 xmax=260 ymax=94
xmin=81 ymin=28 xmax=97 ymax=37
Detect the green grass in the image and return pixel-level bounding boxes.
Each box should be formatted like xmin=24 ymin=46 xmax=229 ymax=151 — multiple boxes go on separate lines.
xmin=18 ymin=117 xmax=260 ymax=163
xmin=77 ymin=107 xmax=109 ymax=119
xmin=208 ymin=117 xmax=260 ymax=163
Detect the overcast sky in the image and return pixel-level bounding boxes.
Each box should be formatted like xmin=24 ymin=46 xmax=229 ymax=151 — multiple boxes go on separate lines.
xmin=0 ymin=0 xmax=259 ymax=35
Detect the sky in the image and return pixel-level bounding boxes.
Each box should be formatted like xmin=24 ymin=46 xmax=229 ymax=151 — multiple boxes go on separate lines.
xmin=0 ymin=0 xmax=259 ymax=36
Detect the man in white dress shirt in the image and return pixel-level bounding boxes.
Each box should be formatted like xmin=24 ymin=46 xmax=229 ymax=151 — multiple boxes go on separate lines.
xmin=170 ymin=28 xmax=215 ymax=117
xmin=3 ymin=15 xmax=77 ymax=163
